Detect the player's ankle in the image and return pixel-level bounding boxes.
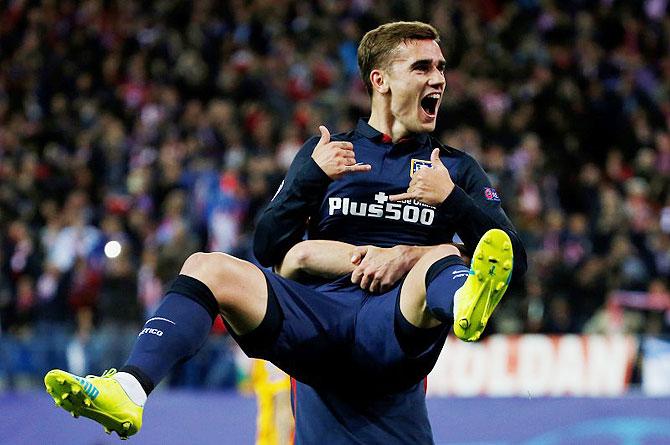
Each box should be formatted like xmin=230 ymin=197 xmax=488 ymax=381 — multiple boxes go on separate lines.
xmin=452 ymin=290 xmax=461 ymax=318
xmin=113 ymin=372 xmax=147 ymax=407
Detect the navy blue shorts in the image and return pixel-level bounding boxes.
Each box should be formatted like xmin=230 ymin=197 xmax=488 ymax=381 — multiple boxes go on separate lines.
xmin=225 ymin=270 xmax=450 ymax=395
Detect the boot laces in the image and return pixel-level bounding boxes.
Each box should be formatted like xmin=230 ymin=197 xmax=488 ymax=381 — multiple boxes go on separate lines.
xmin=86 ymin=368 xmax=118 ymax=379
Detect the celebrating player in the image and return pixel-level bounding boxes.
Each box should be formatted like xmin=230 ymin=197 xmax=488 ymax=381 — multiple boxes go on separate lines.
xmin=45 ymin=21 xmax=526 ymax=443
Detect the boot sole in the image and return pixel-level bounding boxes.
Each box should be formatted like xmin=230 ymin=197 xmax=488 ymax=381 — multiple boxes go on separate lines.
xmin=453 ymin=229 xmax=513 ymax=342
xmin=44 ymin=370 xmax=137 ymax=439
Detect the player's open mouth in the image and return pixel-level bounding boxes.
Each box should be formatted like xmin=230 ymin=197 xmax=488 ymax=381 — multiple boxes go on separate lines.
xmin=420 ymin=93 xmax=440 ymax=118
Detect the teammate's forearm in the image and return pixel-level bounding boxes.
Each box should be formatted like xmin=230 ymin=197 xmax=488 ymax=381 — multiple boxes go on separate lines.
xmin=277 ymin=240 xmax=463 ymax=282
xmin=276 ymin=240 xmax=358 ymax=280
xmin=393 ymin=245 xmax=446 ymax=269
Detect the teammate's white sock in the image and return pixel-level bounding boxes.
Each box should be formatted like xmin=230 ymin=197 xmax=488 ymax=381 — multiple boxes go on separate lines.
xmin=113 ymin=372 xmax=147 ymax=407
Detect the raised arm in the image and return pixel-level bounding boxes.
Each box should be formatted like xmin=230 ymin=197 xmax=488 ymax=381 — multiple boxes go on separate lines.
xmin=390 ymin=148 xmax=527 ymax=280
xmin=253 ymin=137 xmax=327 ymax=268
xmin=253 ymin=126 xmax=371 ymax=268
xmin=436 ymin=153 xmax=527 ymax=279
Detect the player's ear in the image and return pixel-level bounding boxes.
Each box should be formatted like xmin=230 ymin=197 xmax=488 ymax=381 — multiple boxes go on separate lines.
xmin=370 ymin=69 xmax=389 ymax=94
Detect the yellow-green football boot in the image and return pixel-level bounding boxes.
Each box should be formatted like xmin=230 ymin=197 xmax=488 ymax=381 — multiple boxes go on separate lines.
xmin=44 ymin=368 xmax=142 ymax=439
xmin=453 ymin=228 xmax=513 ymax=342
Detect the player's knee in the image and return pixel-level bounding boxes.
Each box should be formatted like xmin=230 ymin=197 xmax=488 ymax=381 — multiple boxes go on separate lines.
xmin=423 ymin=244 xmax=461 ymax=264
xmin=181 ymin=252 xmax=214 ymax=277
xmin=180 ymin=252 xmax=240 ymax=305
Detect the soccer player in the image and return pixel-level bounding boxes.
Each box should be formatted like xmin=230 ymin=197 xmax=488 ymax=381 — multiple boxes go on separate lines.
xmin=249 ymin=360 xmax=293 ymax=445
xmin=45 ymin=21 xmax=526 ymax=443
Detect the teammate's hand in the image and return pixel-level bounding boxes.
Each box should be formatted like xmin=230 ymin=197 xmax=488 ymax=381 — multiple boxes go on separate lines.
xmin=350 ymin=245 xmax=412 ymax=293
xmin=311 ymin=126 xmax=371 ymax=180
xmin=389 ymin=148 xmax=454 ymax=206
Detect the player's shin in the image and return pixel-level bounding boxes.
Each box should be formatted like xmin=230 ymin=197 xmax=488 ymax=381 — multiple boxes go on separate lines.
xmin=120 ymin=274 xmax=219 ymax=395
xmin=44 ymin=275 xmax=221 ymax=438
xmin=424 ymin=255 xmax=469 ymax=322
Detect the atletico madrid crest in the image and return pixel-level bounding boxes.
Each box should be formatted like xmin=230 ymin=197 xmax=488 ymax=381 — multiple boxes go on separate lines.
xmin=410 ymin=159 xmax=432 ymax=176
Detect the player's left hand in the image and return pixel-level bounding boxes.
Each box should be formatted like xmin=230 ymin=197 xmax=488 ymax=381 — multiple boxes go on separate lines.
xmin=350 ymin=245 xmax=413 ymax=293
xmin=389 ymin=148 xmax=454 ymax=206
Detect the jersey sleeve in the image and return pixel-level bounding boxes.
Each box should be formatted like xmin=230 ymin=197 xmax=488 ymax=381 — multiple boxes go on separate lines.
xmin=435 ymin=155 xmax=527 ymax=279
xmin=253 ymin=137 xmax=331 ymax=267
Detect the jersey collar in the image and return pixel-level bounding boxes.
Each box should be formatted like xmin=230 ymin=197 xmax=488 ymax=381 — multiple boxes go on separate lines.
xmin=355 ymin=118 xmax=430 ymax=148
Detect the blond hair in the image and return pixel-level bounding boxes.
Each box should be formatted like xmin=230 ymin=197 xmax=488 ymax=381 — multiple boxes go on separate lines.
xmin=357 ymin=21 xmax=440 ymax=95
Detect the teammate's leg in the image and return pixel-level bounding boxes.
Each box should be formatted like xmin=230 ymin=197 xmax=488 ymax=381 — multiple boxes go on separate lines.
xmin=399 ymin=229 xmax=514 ymax=341
xmin=45 ymin=252 xmax=269 ymax=438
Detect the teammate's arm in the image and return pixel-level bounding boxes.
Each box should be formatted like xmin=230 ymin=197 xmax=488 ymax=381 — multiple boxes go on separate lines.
xmin=253 ymin=126 xmax=371 ymax=268
xmin=276 ymin=239 xmax=461 ymax=293
xmin=349 ymin=244 xmax=454 ymax=293
xmin=276 ymin=240 xmax=359 ymax=280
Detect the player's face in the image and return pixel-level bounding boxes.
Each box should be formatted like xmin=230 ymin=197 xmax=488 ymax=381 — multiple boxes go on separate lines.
xmin=385 ymin=40 xmax=446 ymax=134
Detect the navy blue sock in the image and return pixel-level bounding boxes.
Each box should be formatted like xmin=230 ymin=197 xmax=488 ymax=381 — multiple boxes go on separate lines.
xmin=120 ymin=275 xmax=218 ymax=395
xmin=425 ymin=255 xmax=469 ymax=322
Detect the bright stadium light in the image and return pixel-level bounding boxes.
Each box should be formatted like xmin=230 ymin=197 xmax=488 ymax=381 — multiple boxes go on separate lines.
xmin=104 ymin=240 xmax=122 ymax=258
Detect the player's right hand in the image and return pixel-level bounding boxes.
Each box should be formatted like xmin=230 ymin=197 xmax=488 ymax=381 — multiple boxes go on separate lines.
xmin=311 ymin=126 xmax=371 ymax=179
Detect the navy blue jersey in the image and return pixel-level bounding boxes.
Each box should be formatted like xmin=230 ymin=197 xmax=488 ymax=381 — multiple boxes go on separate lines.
xmin=251 ymin=119 xmax=527 ymax=444
xmin=254 ymin=119 xmax=526 ymax=278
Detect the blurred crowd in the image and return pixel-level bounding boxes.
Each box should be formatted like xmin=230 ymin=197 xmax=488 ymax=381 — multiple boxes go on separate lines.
xmin=2 ymin=0 xmax=670 ymax=386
